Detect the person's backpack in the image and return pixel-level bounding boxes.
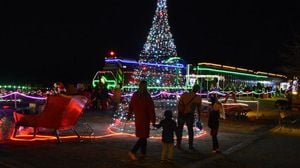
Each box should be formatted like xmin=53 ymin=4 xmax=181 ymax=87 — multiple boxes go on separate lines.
xmin=177 ymin=94 xmax=197 ymax=114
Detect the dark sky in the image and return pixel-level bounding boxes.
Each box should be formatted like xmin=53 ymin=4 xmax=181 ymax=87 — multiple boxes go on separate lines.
xmin=2 ymin=0 xmax=300 ymax=85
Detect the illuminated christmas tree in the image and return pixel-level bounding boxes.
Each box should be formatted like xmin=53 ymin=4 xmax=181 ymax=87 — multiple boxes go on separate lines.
xmin=134 ymin=0 xmax=185 ymax=89
xmin=109 ymin=0 xmax=205 ymax=138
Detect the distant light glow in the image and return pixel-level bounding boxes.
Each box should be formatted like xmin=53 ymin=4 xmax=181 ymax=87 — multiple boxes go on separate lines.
xmin=122 ymin=85 xmax=185 ymax=90
xmin=109 ymin=51 xmax=116 ymax=57
xmin=195 ymin=67 xmax=268 ymax=78
xmin=0 ymin=92 xmax=46 ymax=100
xmin=164 ymin=57 xmax=181 ymax=63
xmin=0 ymin=85 xmax=30 ymax=89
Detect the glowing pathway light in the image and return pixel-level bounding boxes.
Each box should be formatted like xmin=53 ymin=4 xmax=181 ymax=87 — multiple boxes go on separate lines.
xmin=107 ymin=123 xmax=207 ymax=140
xmin=10 ymin=124 xmax=207 ymax=142
xmin=10 ymin=131 xmax=207 ymax=142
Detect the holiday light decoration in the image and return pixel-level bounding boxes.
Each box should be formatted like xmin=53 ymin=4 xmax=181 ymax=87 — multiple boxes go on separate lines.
xmin=0 ymin=92 xmax=46 ymax=100
xmin=194 ymin=67 xmax=269 ymax=79
xmin=110 ymin=0 xmax=205 ymax=138
xmin=197 ymin=62 xmax=288 ymax=79
xmin=105 ymin=58 xmax=184 ymax=68
xmin=133 ymin=0 xmax=184 ymax=88
xmin=0 ymin=85 xmax=31 ymax=90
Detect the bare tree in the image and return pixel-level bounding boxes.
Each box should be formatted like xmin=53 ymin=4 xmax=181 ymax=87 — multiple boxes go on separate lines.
xmin=279 ymin=34 xmax=300 ymax=78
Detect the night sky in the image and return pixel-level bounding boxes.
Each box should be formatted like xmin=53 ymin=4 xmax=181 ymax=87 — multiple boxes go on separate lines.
xmin=2 ymin=0 xmax=300 ymax=85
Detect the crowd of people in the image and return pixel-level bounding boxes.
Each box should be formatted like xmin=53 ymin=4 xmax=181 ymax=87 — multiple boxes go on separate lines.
xmin=51 ymin=81 xmax=122 ymax=112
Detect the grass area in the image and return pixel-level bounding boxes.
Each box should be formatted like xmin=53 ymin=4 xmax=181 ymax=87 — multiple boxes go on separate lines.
xmin=247 ymin=98 xmax=279 ymax=119
xmin=217 ymin=97 xmax=300 ymax=134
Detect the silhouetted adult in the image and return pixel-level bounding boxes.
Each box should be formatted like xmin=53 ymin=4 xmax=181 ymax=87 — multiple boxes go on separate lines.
xmin=127 ymin=80 xmax=156 ymax=160
xmin=176 ymin=84 xmax=202 ymax=150
xmin=111 ymin=84 xmax=122 ymax=112
xmin=95 ymin=82 xmax=109 ymax=111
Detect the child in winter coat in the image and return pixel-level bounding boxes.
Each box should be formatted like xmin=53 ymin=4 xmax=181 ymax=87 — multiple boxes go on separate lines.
xmin=154 ymin=110 xmax=177 ymax=163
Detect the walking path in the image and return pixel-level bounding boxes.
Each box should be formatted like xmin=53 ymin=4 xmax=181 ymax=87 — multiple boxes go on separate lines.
xmin=188 ymin=125 xmax=300 ymax=168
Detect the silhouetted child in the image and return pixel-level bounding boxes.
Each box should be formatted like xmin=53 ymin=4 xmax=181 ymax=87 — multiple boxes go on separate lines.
xmin=208 ymin=94 xmax=224 ymax=153
xmin=153 ymin=110 xmax=177 ymax=163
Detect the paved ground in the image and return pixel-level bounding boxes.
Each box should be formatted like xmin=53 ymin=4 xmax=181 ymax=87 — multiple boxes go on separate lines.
xmin=1 ymin=104 xmax=300 ymax=168
xmin=190 ymin=126 xmax=300 ymax=168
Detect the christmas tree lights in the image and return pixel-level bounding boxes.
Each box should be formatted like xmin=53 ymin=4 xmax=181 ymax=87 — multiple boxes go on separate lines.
xmin=133 ymin=0 xmax=184 ymax=88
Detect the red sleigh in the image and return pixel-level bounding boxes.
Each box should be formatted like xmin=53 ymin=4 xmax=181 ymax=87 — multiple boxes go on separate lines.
xmin=13 ymin=95 xmax=88 ymax=143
